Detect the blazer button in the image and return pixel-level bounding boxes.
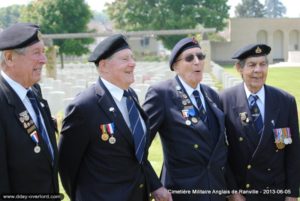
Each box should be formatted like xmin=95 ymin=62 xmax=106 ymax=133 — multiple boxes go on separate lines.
xmin=239 ymin=137 xmax=244 ymax=142
xmin=246 ymin=183 xmax=250 ymax=188
xmin=139 ymin=184 xmax=144 ymax=188
xmin=194 ymin=144 xmax=199 ymax=149
xmin=267 ymin=168 xmax=271 ymax=171
xmin=247 ymin=164 xmax=251 ymax=170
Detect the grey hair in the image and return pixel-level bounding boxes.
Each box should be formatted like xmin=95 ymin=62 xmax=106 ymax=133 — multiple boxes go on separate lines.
xmin=237 ymin=55 xmax=269 ymax=68
xmin=0 ymin=47 xmax=27 ymax=67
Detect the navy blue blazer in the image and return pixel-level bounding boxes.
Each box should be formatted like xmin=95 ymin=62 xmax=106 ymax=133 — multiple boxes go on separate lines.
xmin=0 ymin=75 xmax=59 ymax=198
xmin=143 ymin=76 xmax=228 ymax=201
xmin=58 ymin=78 xmax=161 ymax=201
xmin=220 ymin=83 xmax=300 ymax=201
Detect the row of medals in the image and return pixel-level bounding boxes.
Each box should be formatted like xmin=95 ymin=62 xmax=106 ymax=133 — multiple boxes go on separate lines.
xmin=176 ymin=86 xmax=199 ymax=126
xmin=19 ymin=111 xmax=41 ymax=153
xmin=240 ymin=111 xmax=287 ymax=150
xmin=101 ymin=132 xmax=116 ymax=144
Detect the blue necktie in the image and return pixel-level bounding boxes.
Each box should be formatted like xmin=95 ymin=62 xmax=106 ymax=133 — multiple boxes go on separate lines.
xmin=27 ymin=90 xmax=54 ymax=160
xmin=249 ymin=94 xmax=263 ymax=135
xmin=193 ymin=90 xmax=208 ymax=124
xmin=124 ymin=90 xmax=146 ymax=163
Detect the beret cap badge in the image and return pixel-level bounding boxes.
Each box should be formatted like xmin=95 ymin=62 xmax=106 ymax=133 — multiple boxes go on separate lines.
xmin=231 ymin=43 xmax=271 ymax=60
xmin=255 ymin=46 xmax=262 ymax=54
xmin=192 ymin=37 xmax=199 ymax=44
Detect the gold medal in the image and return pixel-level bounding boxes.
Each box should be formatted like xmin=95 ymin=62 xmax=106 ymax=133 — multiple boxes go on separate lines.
xmin=185 ymin=120 xmax=191 ymax=126
xmin=101 ymin=133 xmax=109 ymax=141
xmin=34 ymin=145 xmax=41 ymax=153
xmin=191 ymin=117 xmax=198 ymax=124
xmin=109 ymin=136 xmax=116 ymax=144
xmin=276 ymin=142 xmax=285 ymax=149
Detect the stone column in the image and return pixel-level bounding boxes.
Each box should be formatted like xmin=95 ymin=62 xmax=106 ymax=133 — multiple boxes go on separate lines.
xmin=200 ymin=40 xmax=211 ymax=72
xmin=267 ymin=31 xmax=274 ymax=64
xmin=45 ymin=46 xmax=57 ymax=79
xmin=43 ymin=38 xmax=57 ymax=79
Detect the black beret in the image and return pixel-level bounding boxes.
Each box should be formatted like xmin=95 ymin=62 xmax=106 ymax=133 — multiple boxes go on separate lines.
xmin=169 ymin=37 xmax=201 ymax=71
xmin=0 ymin=23 xmax=41 ymax=51
xmin=232 ymin=44 xmax=271 ymax=60
xmin=88 ymin=34 xmax=130 ymax=65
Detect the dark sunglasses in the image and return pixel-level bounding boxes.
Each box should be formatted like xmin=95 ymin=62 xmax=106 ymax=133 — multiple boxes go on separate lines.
xmin=176 ymin=53 xmax=206 ymax=63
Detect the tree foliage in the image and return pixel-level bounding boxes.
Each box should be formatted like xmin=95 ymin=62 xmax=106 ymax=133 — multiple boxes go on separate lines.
xmin=0 ymin=5 xmax=24 ymax=28
xmin=235 ymin=0 xmax=265 ymax=17
xmin=21 ymin=0 xmax=94 ymax=56
xmin=106 ymin=0 xmax=229 ymax=49
xmin=264 ymin=0 xmax=286 ymax=18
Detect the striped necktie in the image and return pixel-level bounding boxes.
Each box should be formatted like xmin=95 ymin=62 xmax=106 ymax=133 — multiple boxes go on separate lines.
xmin=27 ymin=90 xmax=54 ymax=160
xmin=249 ymin=94 xmax=263 ymax=135
xmin=193 ymin=90 xmax=208 ymax=124
xmin=124 ymin=90 xmax=146 ymax=163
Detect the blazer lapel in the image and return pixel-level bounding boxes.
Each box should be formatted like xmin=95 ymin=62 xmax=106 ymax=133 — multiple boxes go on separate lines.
xmin=0 ymin=76 xmax=54 ymax=165
xmin=172 ymin=77 xmax=214 ymax=146
xmin=34 ymin=94 xmax=58 ymax=164
xmin=202 ymin=88 xmax=224 ymax=132
xmin=252 ymin=85 xmax=279 ymax=159
xmin=129 ymin=88 xmax=150 ymax=155
xmin=171 ymin=76 xmax=186 ymax=111
xmin=95 ymin=79 xmax=134 ymax=146
xmin=232 ymin=84 xmax=259 ymax=149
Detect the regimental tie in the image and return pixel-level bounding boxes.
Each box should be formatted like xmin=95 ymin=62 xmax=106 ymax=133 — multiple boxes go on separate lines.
xmin=192 ymin=90 xmax=208 ymax=124
xmin=249 ymin=94 xmax=263 ymax=135
xmin=27 ymin=90 xmax=54 ymax=160
xmin=124 ymin=90 xmax=146 ymax=163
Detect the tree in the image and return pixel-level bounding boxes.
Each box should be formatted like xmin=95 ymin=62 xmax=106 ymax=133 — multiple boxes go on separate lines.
xmin=0 ymin=5 xmax=24 ymax=28
xmin=235 ymin=0 xmax=265 ymax=17
xmin=264 ymin=0 xmax=286 ymax=18
xmin=21 ymin=0 xmax=94 ymax=68
xmin=106 ymin=0 xmax=229 ymax=49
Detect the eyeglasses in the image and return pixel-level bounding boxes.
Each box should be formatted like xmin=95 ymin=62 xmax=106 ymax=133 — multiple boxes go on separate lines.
xmin=176 ymin=53 xmax=206 ymax=63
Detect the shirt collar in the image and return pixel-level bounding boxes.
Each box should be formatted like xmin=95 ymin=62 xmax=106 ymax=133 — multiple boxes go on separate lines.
xmin=1 ymin=71 xmax=28 ymax=101
xmin=178 ymin=75 xmax=203 ymax=97
xmin=101 ymin=78 xmax=124 ymax=101
xmin=243 ymin=82 xmax=265 ymax=103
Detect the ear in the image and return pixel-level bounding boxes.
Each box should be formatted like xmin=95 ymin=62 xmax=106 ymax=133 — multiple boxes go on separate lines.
xmin=172 ymin=63 xmax=178 ymax=71
xmin=98 ymin=59 xmax=108 ymax=73
xmin=235 ymin=62 xmax=242 ymax=73
xmin=3 ymin=50 xmax=14 ymax=66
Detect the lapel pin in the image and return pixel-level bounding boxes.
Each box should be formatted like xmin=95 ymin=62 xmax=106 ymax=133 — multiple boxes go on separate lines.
xmin=109 ymin=107 xmax=115 ymax=113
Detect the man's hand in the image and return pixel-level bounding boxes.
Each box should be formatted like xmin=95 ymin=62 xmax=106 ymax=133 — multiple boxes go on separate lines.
xmin=285 ymin=197 xmax=298 ymax=201
xmin=228 ymin=193 xmax=246 ymax=201
xmin=151 ymin=187 xmax=173 ymax=201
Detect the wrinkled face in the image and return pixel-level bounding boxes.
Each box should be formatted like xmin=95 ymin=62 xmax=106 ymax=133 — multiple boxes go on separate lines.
xmin=5 ymin=41 xmax=47 ymax=88
xmin=237 ymin=56 xmax=268 ymax=93
xmin=173 ymin=47 xmax=205 ymax=88
xmin=100 ymin=49 xmax=136 ymax=89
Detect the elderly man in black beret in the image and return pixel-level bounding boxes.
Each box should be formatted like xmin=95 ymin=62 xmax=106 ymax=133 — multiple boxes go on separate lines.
xmin=0 ymin=23 xmax=59 ymax=198
xmin=143 ymin=37 xmax=229 ymax=201
xmin=220 ymin=44 xmax=300 ymax=201
xmin=58 ymin=34 xmax=172 ymax=201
